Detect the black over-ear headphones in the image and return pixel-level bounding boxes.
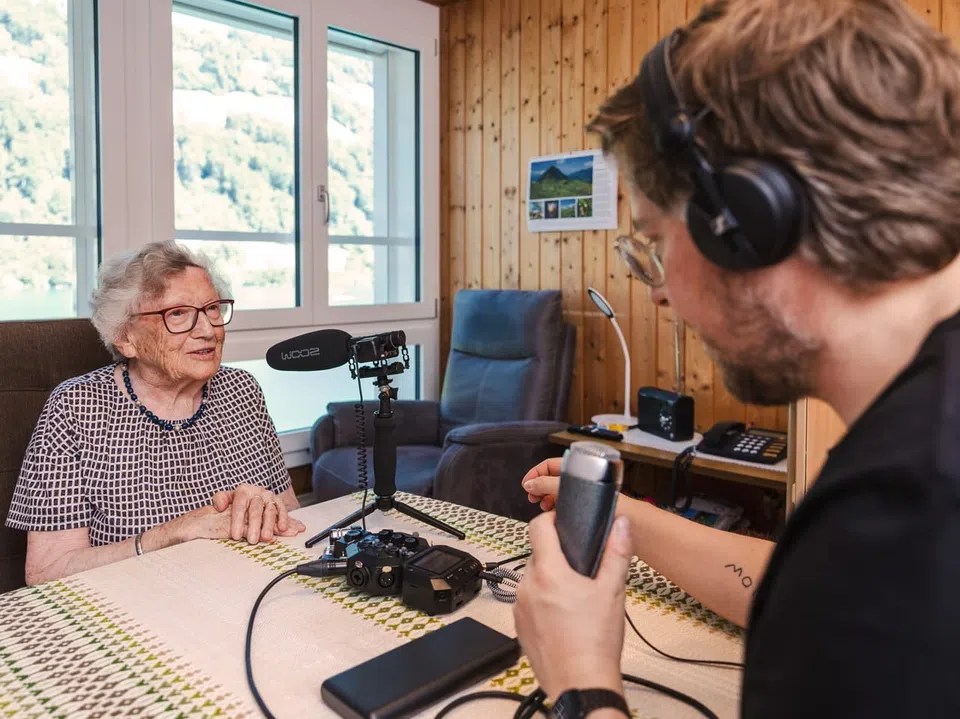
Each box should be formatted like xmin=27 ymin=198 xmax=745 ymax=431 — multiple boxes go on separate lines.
xmin=638 ymin=31 xmax=806 ymax=271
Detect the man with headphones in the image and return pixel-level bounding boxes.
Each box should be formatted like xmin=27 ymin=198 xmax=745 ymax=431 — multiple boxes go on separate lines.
xmin=515 ymin=1 xmax=960 ymax=716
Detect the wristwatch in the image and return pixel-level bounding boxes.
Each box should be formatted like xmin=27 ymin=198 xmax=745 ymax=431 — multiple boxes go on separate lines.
xmin=551 ymin=689 xmax=629 ymax=719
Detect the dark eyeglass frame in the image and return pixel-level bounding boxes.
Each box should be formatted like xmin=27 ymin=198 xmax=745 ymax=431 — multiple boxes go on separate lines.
xmin=614 ymin=235 xmax=666 ymax=288
xmin=133 ymin=299 xmax=235 ymax=335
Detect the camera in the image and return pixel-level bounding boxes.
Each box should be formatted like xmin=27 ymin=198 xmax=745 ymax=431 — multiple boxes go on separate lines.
xmin=348 ymin=331 xmax=406 ymax=365
xmin=322 ymin=527 xmax=483 ymax=615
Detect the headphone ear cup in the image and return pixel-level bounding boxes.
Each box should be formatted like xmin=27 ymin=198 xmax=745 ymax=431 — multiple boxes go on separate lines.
xmin=687 ymin=159 xmax=805 ymax=271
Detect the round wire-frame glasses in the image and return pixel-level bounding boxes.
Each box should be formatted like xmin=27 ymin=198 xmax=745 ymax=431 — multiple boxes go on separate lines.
xmin=614 ymin=235 xmax=665 ymax=288
xmin=133 ymin=299 xmax=235 ymax=334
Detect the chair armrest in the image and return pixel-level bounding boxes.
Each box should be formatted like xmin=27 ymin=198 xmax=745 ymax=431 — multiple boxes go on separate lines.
xmin=442 ymin=420 xmax=568 ymax=448
xmin=316 ymin=400 xmax=443 ymax=453
xmin=433 ymin=420 xmax=568 ymax=520
xmin=309 ymin=414 xmax=336 ymax=461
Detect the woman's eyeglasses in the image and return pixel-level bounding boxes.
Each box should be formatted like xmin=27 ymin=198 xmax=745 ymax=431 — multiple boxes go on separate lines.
xmin=133 ymin=299 xmax=235 ymax=334
xmin=614 ymin=235 xmax=665 ymax=288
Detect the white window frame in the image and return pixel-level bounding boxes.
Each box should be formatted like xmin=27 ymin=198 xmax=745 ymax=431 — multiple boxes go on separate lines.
xmin=94 ymin=0 xmax=440 ymax=465
xmin=0 ymin=0 xmax=100 ymax=314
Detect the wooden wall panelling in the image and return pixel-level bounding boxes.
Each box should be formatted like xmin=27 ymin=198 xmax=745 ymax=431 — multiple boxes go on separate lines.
xmin=583 ymin=0 xmax=609 ymax=419
xmin=539 ymin=0 xmax=563 ymax=289
xmin=442 ymin=4 xmax=466 ymax=374
xmin=561 ymin=0 xmax=586 ymax=423
xmin=518 ymin=0 xmax=541 ymax=290
xmin=906 ymin=0 xmax=941 ymax=26
xmin=438 ymin=0 xmax=789 ymax=433
xmin=464 ymin=1 xmax=483 ymax=290
xmin=500 ymin=0 xmax=521 ymax=290
xmin=482 ymin=0 xmax=502 ymax=289
xmin=627 ymin=0 xmax=659 ymax=415
xmin=944 ymin=0 xmax=960 ymax=42
xmin=604 ymin=0 xmax=636 ymax=418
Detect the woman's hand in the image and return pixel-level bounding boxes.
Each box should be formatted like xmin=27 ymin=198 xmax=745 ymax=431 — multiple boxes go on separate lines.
xmin=514 ymin=511 xmax=632 ymax=698
xmin=521 ymin=458 xmax=562 ymax=511
xmin=211 ymin=484 xmax=306 ymax=544
xmin=173 ymin=504 xmax=235 ymax=541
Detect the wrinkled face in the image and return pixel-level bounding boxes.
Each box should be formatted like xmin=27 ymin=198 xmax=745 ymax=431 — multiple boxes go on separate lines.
xmin=118 ymin=266 xmax=225 ymax=384
xmin=631 ymin=189 xmax=819 ymax=406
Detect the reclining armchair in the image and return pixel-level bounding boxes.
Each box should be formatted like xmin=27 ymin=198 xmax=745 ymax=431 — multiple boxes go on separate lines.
xmin=309 ymin=289 xmax=575 ymax=520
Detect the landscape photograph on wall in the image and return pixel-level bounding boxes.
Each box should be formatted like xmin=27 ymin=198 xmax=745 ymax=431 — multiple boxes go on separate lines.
xmin=529 ymin=154 xmax=594 ymax=202
xmin=526 ymin=149 xmax=618 ymax=232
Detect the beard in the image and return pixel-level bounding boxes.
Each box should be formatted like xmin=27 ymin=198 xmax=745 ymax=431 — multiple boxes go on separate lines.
xmin=699 ymin=283 xmax=821 ymax=406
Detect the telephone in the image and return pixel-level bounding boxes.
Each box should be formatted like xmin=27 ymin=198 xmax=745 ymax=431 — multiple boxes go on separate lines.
xmin=697 ymin=421 xmax=787 ymax=465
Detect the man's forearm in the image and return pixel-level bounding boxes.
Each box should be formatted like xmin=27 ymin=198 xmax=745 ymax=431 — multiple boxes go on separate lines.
xmin=621 ymin=498 xmax=775 ymax=627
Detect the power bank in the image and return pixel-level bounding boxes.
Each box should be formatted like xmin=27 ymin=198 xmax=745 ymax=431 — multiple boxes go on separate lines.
xmin=321 ymin=617 xmax=521 ymax=719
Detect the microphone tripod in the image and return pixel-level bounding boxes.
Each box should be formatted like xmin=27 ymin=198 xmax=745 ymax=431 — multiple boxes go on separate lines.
xmin=304 ymin=364 xmax=465 ymax=548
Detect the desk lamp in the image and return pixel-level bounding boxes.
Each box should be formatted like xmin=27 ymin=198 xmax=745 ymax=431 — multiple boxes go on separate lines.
xmin=587 ymin=286 xmax=637 ymax=430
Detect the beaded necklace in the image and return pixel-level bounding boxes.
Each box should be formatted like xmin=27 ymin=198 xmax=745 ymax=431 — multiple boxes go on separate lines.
xmin=120 ymin=362 xmax=208 ymax=431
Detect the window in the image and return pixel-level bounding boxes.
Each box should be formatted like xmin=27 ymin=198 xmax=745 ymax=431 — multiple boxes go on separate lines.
xmin=172 ymin=0 xmax=298 ymax=311
xmin=11 ymin=0 xmax=440 ymax=465
xmin=229 ymin=344 xmax=421 ymax=463
xmin=327 ymin=30 xmax=418 ymax=307
xmin=0 ymin=0 xmax=99 ymax=321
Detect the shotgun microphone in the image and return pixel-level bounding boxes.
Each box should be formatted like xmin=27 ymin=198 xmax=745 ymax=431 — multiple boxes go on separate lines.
xmin=265 ymin=329 xmax=352 ymax=371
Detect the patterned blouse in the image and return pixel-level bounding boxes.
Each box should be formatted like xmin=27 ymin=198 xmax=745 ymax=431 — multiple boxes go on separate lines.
xmin=6 ymin=365 xmax=291 ymax=545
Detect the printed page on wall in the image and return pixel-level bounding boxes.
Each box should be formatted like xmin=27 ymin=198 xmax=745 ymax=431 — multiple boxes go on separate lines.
xmin=526 ymin=150 xmax=618 ymax=232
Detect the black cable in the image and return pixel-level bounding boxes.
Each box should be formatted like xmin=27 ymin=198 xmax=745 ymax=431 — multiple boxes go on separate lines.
xmin=670 ymin=446 xmax=697 ymax=512
xmin=484 ymin=551 xmax=531 ymax=569
xmin=622 ymin=673 xmax=718 ymax=719
xmin=245 ymin=568 xmax=297 ymax=719
xmin=513 ymin=688 xmax=547 ymax=719
xmin=624 ymin=609 xmax=744 ymax=668
xmin=433 ymin=690 xmax=530 ymax=719
xmin=354 ymin=369 xmax=368 ymax=531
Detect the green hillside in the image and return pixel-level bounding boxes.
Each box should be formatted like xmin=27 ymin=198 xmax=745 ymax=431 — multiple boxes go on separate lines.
xmin=0 ymin=0 xmax=374 ymax=295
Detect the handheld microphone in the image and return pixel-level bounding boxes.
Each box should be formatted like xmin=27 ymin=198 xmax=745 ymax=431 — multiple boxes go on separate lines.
xmin=555 ymin=441 xmax=624 ymax=577
xmin=265 ymin=329 xmax=352 ymax=371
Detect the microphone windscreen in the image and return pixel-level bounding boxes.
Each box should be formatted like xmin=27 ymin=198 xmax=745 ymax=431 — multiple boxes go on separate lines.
xmin=265 ymin=329 xmax=353 ymax=371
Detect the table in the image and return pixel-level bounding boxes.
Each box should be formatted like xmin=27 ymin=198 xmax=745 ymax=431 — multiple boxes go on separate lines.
xmin=0 ymin=493 xmax=744 ymax=718
xmin=550 ymin=430 xmax=788 ymax=490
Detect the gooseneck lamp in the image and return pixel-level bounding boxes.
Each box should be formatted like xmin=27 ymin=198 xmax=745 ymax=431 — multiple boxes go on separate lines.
xmin=586 ymin=286 xmax=637 ymax=430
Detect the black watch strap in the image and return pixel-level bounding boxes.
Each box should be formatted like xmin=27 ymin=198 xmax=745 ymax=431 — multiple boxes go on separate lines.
xmin=552 ymin=688 xmax=630 ymax=719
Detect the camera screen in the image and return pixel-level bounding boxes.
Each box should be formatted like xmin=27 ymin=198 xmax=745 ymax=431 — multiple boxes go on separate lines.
xmin=409 ymin=548 xmax=461 ymax=575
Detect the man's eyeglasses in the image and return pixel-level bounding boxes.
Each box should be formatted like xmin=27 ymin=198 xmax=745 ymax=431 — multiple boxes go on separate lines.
xmin=614 ymin=235 xmax=665 ymax=288
xmin=133 ymin=299 xmax=235 ymax=334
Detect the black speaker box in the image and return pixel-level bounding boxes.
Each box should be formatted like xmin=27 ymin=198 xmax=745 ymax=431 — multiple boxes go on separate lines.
xmin=635 ymin=386 xmax=695 ymax=441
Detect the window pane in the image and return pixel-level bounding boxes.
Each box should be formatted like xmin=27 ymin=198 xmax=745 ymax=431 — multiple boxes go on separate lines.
xmin=0 ymin=235 xmax=77 ymax=320
xmin=0 ymin=0 xmax=99 ymax=320
xmin=172 ymin=1 xmax=297 ymax=311
xmin=230 ymin=346 xmax=421 ymax=435
xmin=328 ymin=30 xmax=419 ymax=307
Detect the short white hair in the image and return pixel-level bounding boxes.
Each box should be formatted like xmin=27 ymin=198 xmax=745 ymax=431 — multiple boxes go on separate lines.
xmin=90 ymin=241 xmax=231 ymax=360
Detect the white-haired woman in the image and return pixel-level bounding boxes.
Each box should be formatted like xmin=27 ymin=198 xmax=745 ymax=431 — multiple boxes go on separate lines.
xmin=6 ymin=241 xmax=304 ymax=585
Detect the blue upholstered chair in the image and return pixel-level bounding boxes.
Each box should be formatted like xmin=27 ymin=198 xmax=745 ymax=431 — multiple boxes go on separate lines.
xmin=309 ymin=289 xmax=575 ymax=520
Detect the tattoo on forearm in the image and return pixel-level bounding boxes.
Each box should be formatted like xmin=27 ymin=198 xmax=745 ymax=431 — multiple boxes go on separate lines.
xmin=724 ymin=563 xmax=753 ymax=588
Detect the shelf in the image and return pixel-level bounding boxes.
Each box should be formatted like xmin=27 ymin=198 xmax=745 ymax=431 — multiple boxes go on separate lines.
xmin=548 ymin=431 xmax=787 ymax=490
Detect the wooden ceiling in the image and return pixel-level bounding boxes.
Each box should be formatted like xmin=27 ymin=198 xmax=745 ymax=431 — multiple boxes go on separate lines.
xmin=419 ymin=0 xmax=462 ymax=6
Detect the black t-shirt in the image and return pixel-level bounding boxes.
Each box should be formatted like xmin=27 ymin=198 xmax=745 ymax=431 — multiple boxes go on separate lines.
xmin=742 ymin=310 xmax=960 ymax=717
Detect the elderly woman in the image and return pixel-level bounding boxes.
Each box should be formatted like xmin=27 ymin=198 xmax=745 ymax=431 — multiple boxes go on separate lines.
xmin=5 ymin=241 xmax=305 ymax=585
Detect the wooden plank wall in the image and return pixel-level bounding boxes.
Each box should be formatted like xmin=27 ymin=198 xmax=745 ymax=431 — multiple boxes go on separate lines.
xmin=438 ymin=0 xmax=949 ymax=432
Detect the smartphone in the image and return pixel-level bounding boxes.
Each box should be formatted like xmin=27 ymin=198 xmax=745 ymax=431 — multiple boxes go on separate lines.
xmin=321 ymin=617 xmax=520 ymax=719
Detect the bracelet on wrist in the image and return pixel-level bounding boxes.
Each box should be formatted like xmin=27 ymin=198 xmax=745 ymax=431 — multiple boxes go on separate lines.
xmin=134 ymin=531 xmax=145 ymax=556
